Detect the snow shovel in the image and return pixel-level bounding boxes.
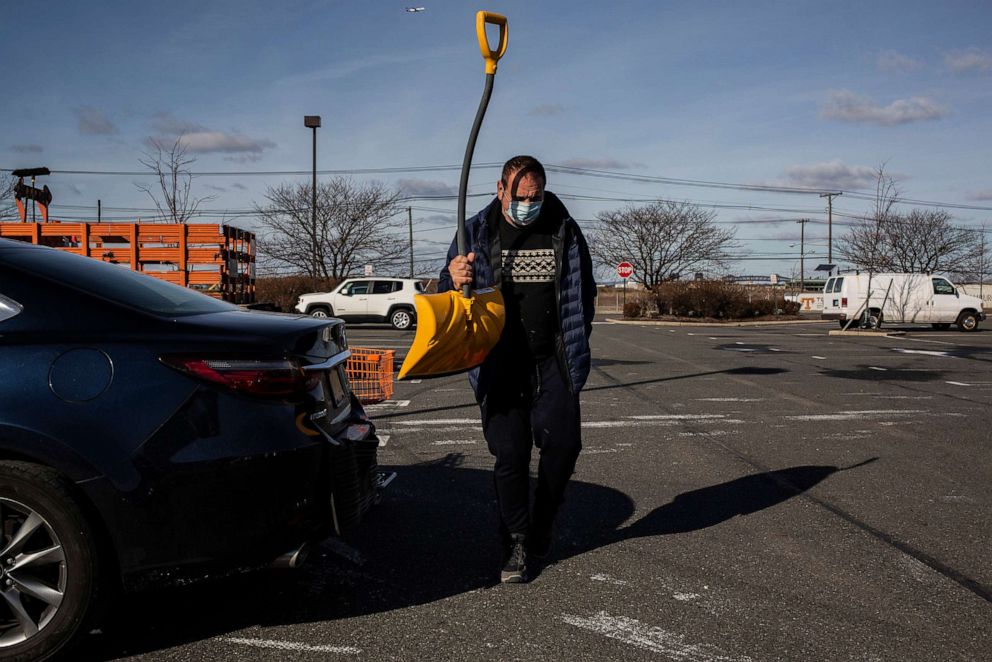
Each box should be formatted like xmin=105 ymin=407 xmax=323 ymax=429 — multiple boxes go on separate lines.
xmin=398 ymin=11 xmax=508 ymax=380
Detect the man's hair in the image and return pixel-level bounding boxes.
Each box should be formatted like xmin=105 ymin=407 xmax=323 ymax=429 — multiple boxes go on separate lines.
xmin=501 ymin=155 xmax=546 ymax=187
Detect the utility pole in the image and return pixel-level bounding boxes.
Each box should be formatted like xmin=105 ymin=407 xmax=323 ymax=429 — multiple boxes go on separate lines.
xmin=304 ymin=115 xmax=322 ymax=291
xmin=819 ymin=192 xmax=842 ymax=264
xmin=408 ymin=206 xmax=414 ymax=278
xmin=796 ymin=218 xmax=809 ymax=291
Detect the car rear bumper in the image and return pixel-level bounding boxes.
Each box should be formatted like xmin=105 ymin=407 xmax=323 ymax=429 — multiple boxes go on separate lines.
xmin=820 ymin=312 xmax=844 ymax=320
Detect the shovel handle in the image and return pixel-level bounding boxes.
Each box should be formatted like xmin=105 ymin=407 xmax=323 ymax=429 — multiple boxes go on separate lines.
xmin=476 ymin=12 xmax=508 ymax=74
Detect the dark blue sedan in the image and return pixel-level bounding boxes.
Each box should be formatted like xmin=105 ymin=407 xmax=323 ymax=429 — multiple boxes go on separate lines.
xmin=0 ymin=238 xmax=382 ymax=660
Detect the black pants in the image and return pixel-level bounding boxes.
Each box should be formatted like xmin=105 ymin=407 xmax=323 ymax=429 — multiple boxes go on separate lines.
xmin=480 ymin=353 xmax=582 ymax=539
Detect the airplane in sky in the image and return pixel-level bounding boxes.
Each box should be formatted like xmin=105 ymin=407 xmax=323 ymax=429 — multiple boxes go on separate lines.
xmin=405 ymin=7 xmax=425 ymax=12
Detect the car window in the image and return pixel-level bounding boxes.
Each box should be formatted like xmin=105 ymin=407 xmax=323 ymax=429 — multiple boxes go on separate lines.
xmin=371 ymin=281 xmax=394 ymax=295
xmin=833 ymin=277 xmax=844 ymax=293
xmin=824 ymin=278 xmax=834 ymax=294
xmin=1 ymin=245 xmax=237 ymax=316
xmin=932 ymin=278 xmax=955 ymax=295
xmin=342 ymin=281 xmax=370 ymax=295
xmin=415 ymin=281 xmax=425 ymax=293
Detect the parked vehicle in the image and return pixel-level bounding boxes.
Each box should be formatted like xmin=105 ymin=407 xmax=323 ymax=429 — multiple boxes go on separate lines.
xmin=0 ymin=239 xmax=384 ymax=660
xmin=295 ymin=278 xmax=424 ymax=330
xmin=821 ymin=272 xmax=985 ymax=331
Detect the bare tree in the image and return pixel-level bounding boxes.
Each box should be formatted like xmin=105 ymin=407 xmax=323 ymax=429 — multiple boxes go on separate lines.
xmin=135 ymin=136 xmax=213 ymax=223
xmin=0 ymin=175 xmax=15 ymax=221
xmin=588 ymin=200 xmax=737 ymax=288
xmin=837 ymin=165 xmax=899 ymax=274
xmin=254 ymin=178 xmax=407 ymax=283
xmin=839 ymin=166 xmax=982 ymax=275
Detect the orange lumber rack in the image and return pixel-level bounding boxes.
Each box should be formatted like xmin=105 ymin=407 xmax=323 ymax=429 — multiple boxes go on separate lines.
xmin=0 ymin=221 xmax=256 ymax=303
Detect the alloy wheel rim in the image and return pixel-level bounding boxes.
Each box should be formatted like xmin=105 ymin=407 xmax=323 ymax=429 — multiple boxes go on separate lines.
xmin=394 ymin=312 xmax=411 ymax=328
xmin=311 ymin=310 xmax=329 ymax=318
xmin=0 ymin=498 xmax=66 ymax=647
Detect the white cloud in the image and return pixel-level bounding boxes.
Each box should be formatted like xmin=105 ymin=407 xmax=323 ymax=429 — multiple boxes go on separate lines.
xmin=151 ymin=112 xmax=208 ymax=136
xmin=528 ymin=104 xmax=565 ymax=116
xmin=10 ymin=144 xmax=43 ymax=153
xmin=75 ymin=106 xmax=117 ymax=135
xmin=819 ymin=90 xmax=948 ymax=125
xmin=877 ymin=50 xmax=922 ymax=73
xmin=944 ymin=48 xmax=992 ymax=73
xmin=969 ymin=189 xmax=992 ymax=201
xmin=782 ymin=161 xmax=878 ymax=190
xmin=560 ymin=158 xmax=638 ymax=170
xmin=397 ymin=178 xmax=456 ymax=197
xmin=182 ymin=131 xmax=275 ymax=154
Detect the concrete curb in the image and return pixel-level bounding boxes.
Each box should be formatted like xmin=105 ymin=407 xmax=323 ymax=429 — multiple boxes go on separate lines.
xmin=828 ymin=329 xmax=906 ymax=337
xmin=605 ymin=318 xmax=829 ymax=328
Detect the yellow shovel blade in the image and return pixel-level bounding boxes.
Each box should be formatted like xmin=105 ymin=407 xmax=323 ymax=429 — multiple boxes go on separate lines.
xmin=398 ymin=287 xmax=505 ymax=379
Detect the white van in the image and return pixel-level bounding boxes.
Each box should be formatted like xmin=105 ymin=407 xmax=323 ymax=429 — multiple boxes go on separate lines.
xmin=821 ymin=272 xmax=985 ymax=332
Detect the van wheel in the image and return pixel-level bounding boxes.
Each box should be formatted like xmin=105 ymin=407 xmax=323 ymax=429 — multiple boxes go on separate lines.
xmin=838 ymin=321 xmax=848 ymax=329
xmin=931 ymin=323 xmax=951 ymax=330
xmin=309 ymin=305 xmax=332 ymax=319
xmin=956 ymin=311 xmax=979 ymax=332
xmin=864 ymin=311 xmax=882 ymax=329
xmin=390 ymin=308 xmax=414 ymax=330
xmin=0 ymin=462 xmax=103 ymax=661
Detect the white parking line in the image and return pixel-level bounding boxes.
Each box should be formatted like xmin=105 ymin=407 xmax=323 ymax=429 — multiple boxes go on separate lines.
xmin=560 ymin=612 xmax=752 ymax=662
xmin=221 ymin=637 xmax=361 ymax=655
xmin=868 ymin=366 xmax=887 ymax=371
xmin=695 ymin=398 xmax=764 ymax=402
xmin=395 ymin=419 xmax=478 ymax=425
xmin=812 ymin=355 xmax=827 ymax=359
xmin=377 ymin=435 xmax=390 ymax=447
xmin=785 ymin=409 xmax=924 ymax=422
xmin=892 ymin=348 xmax=953 ymax=357
xmin=431 ymin=439 xmax=477 ymax=445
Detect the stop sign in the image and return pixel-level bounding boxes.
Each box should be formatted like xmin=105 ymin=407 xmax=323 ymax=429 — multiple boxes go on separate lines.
xmin=617 ymin=261 xmax=634 ymax=279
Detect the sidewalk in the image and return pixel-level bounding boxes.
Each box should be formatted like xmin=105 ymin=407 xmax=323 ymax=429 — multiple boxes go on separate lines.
xmin=604 ymin=317 xmax=830 ymax=328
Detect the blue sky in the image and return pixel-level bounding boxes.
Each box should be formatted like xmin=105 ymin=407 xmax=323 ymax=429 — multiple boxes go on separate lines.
xmin=2 ymin=0 xmax=990 ymax=279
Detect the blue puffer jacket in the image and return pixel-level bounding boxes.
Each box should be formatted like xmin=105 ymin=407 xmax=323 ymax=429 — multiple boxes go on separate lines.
xmin=438 ymin=192 xmax=597 ymax=399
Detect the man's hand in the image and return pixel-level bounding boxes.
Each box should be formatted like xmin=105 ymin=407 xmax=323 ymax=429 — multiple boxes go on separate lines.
xmin=449 ymin=252 xmax=475 ymax=289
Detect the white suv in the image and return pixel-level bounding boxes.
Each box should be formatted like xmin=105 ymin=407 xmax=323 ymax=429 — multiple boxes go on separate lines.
xmin=295 ymin=278 xmax=424 ymax=329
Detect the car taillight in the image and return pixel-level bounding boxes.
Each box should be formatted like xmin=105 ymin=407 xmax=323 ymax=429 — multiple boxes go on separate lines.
xmin=160 ymin=356 xmax=320 ymax=401
xmin=841 ymin=297 xmax=847 ymax=307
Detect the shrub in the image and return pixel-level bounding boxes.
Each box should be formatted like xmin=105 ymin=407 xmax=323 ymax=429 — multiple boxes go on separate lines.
xmin=255 ymin=275 xmax=339 ymax=313
xmin=623 ymin=300 xmax=645 ymax=318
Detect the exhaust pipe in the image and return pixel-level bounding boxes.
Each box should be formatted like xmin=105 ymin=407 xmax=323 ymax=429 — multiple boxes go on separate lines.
xmin=270 ymin=542 xmax=312 ymax=569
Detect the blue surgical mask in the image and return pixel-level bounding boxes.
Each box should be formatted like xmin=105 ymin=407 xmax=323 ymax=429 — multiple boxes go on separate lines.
xmin=506 ymin=200 xmax=542 ymax=226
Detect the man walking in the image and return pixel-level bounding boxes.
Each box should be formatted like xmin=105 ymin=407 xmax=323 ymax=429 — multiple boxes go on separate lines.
xmin=439 ymin=155 xmax=596 ymax=583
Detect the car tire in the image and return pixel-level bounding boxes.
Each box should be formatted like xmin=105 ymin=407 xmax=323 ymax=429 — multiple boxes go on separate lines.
xmin=956 ymin=311 xmax=979 ymax=332
xmin=865 ymin=311 xmax=882 ymax=330
xmin=931 ymin=323 xmax=951 ymax=330
xmin=838 ymin=320 xmax=848 ymax=329
xmin=0 ymin=461 xmax=103 ymax=662
xmin=389 ymin=308 xmax=414 ymax=330
xmin=308 ymin=305 xmax=332 ymax=319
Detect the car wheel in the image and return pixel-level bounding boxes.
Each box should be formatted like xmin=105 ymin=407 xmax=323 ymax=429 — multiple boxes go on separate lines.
xmin=838 ymin=320 xmax=848 ymax=329
xmin=0 ymin=462 xmax=103 ymax=661
xmin=309 ymin=305 xmax=332 ymax=319
xmin=956 ymin=311 xmax=979 ymax=332
xmin=931 ymin=323 xmax=951 ymax=330
xmin=390 ymin=309 xmax=414 ymax=330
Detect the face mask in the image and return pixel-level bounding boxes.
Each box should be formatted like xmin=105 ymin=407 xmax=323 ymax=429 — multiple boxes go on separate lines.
xmin=505 ymin=200 xmax=542 ymax=226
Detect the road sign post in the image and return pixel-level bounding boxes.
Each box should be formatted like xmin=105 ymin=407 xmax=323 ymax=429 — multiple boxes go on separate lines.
xmin=617 ymin=262 xmax=634 ymax=310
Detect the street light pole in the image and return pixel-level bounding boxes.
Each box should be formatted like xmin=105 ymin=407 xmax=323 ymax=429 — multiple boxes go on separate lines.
xmin=304 ymin=115 xmax=322 ymax=291
xmin=796 ymin=218 xmax=809 ymax=291
xmin=819 ymin=192 xmax=841 ymax=264
xmin=408 ymin=206 xmax=414 ymax=278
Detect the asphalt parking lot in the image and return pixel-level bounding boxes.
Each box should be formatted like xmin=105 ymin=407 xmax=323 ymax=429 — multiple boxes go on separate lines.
xmin=77 ymin=317 xmax=991 ymax=661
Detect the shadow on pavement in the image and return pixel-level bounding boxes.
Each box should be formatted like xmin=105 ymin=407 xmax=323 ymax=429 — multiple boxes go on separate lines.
xmin=819 ymin=366 xmax=946 ymax=382
xmin=75 ymin=454 xmax=873 ymax=659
